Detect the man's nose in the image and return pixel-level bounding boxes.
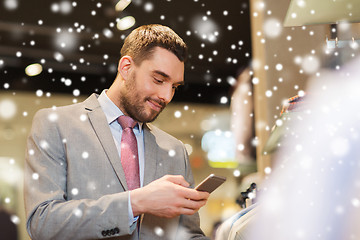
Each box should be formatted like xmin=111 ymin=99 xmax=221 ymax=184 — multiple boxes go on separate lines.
xmin=158 ymin=85 xmax=174 ymax=104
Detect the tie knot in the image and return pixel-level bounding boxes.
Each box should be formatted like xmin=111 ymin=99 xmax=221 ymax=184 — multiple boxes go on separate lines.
xmin=117 ymin=115 xmax=137 ymax=129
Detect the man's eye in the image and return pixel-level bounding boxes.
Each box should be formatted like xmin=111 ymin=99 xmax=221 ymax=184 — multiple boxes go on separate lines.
xmin=154 ymin=78 xmax=163 ymax=84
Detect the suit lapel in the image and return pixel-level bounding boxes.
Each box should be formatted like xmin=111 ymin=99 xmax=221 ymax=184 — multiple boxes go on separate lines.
xmin=85 ymin=94 xmax=128 ymax=190
xmin=143 ymin=124 xmax=159 ymax=186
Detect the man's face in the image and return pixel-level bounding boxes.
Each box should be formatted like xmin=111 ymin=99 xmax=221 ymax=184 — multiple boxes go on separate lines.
xmin=120 ymin=47 xmax=185 ymax=123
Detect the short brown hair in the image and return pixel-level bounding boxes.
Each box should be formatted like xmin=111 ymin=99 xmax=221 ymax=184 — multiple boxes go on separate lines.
xmin=120 ymin=24 xmax=188 ymax=65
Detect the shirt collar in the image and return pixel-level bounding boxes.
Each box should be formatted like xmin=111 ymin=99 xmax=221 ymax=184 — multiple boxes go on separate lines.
xmin=98 ymin=90 xmax=143 ymax=132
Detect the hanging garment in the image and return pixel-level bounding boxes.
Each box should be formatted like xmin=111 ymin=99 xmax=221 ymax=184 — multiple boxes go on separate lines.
xmin=215 ymin=203 xmax=258 ymax=240
xmin=227 ymin=205 xmax=258 ymax=240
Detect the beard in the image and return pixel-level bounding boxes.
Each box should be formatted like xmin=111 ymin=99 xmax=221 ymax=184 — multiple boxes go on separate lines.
xmin=120 ymin=72 xmax=165 ymax=123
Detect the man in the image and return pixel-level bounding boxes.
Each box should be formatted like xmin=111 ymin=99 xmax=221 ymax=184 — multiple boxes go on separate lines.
xmin=24 ymin=24 xmax=210 ymax=240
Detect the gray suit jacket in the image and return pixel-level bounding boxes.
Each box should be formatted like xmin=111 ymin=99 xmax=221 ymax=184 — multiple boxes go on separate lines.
xmin=24 ymin=94 xmax=208 ymax=240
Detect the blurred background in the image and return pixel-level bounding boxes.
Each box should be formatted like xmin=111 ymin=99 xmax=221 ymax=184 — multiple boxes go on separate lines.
xmin=1 ymin=0 xmax=359 ymax=239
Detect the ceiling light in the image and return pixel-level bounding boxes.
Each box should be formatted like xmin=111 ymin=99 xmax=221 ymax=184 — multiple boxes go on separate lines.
xmin=4 ymin=0 xmax=18 ymax=10
xmin=115 ymin=0 xmax=131 ymax=11
xmin=117 ymin=16 xmax=136 ymax=31
xmin=25 ymin=63 xmax=43 ymax=76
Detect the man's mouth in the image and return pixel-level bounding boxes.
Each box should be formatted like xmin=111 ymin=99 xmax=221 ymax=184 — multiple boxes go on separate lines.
xmin=147 ymin=99 xmax=165 ymax=112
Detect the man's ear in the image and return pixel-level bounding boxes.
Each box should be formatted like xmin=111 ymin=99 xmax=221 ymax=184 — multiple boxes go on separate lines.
xmin=117 ymin=56 xmax=133 ymax=80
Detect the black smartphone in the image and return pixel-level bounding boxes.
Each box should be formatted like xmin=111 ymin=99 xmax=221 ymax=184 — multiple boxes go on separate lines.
xmin=195 ymin=174 xmax=226 ymax=193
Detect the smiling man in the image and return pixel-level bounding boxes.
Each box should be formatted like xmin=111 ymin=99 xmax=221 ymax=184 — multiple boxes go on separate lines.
xmin=24 ymin=24 xmax=210 ymax=240
xmin=108 ymin=46 xmax=184 ymax=123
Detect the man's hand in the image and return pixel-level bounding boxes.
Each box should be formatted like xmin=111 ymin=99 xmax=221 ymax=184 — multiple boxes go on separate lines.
xmin=130 ymin=175 xmax=209 ymax=218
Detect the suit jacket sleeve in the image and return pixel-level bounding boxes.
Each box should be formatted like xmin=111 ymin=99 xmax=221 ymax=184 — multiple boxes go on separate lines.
xmin=24 ymin=109 xmax=135 ymax=240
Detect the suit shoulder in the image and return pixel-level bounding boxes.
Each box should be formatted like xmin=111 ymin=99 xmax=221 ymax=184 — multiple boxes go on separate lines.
xmin=33 ymin=94 xmax=97 ymax=120
xmin=32 ymin=104 xmax=79 ymax=124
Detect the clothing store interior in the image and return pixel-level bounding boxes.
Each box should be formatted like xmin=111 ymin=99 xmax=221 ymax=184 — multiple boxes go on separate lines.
xmin=2 ymin=0 xmax=360 ymax=239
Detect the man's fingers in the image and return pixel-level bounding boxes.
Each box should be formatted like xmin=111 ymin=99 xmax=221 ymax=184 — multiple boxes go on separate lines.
xmin=163 ymin=175 xmax=190 ymax=187
xmin=182 ymin=188 xmax=210 ymax=201
xmin=179 ymin=199 xmax=208 ymax=215
xmin=178 ymin=194 xmax=208 ymax=212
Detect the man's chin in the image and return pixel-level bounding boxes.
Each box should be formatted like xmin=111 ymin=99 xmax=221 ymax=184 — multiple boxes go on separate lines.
xmin=135 ymin=111 xmax=161 ymax=123
xmin=144 ymin=114 xmax=160 ymax=123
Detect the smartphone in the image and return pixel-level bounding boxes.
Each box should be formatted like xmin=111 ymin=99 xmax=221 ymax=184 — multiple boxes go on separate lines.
xmin=195 ymin=174 xmax=226 ymax=193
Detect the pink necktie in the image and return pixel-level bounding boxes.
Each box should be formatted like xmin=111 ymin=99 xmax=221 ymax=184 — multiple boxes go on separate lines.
xmin=117 ymin=116 xmax=140 ymax=190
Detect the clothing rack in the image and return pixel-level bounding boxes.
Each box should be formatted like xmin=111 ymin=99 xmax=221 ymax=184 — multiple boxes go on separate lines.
xmin=236 ymin=182 xmax=257 ymax=208
xmin=326 ymin=23 xmax=360 ymax=49
xmin=326 ymin=36 xmax=360 ymax=49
